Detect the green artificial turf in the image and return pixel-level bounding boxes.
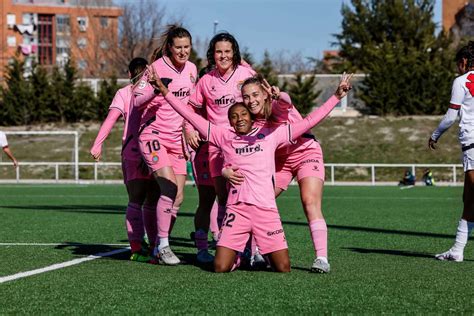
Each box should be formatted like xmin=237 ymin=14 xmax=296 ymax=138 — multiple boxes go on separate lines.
xmin=1 ymin=184 xmax=473 ymax=314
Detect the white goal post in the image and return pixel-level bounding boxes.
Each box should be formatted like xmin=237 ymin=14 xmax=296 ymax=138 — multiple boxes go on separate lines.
xmin=3 ymin=131 xmax=79 ymax=183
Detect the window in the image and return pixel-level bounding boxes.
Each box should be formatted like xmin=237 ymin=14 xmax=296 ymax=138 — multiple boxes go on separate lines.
xmin=37 ymin=14 xmax=53 ymax=65
xmin=77 ymin=37 xmax=87 ymax=49
xmin=22 ymin=13 xmax=36 ymax=25
xmin=78 ymin=59 xmax=87 ymax=70
xmin=7 ymin=36 xmax=16 ymax=47
xmin=56 ymin=15 xmax=70 ymax=34
xmin=100 ymin=16 xmax=109 ymax=28
xmin=77 ymin=17 xmax=87 ymax=32
xmin=99 ymin=40 xmax=108 ymax=49
xmin=7 ymin=14 xmax=16 ymax=28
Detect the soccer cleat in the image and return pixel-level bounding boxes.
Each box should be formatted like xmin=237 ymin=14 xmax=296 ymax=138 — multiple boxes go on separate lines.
xmin=157 ymin=246 xmax=181 ymax=265
xmin=311 ymin=258 xmax=330 ymax=273
xmin=130 ymin=251 xmax=152 ymax=263
xmin=250 ymin=251 xmax=268 ymax=270
xmin=196 ymin=249 xmax=215 ymax=264
xmin=435 ymin=249 xmax=463 ymax=262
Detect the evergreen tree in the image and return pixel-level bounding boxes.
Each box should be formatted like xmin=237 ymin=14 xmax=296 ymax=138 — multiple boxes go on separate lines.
xmin=30 ymin=62 xmax=54 ymax=123
xmin=95 ymin=75 xmax=121 ymax=120
xmin=0 ymin=56 xmax=35 ymax=125
xmin=287 ymin=72 xmax=321 ymax=115
xmin=256 ymin=50 xmax=279 ymax=87
xmin=335 ymin=0 xmax=454 ymax=115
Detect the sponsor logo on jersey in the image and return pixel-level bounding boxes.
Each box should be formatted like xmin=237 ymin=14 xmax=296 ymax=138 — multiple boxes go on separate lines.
xmin=301 ymin=158 xmax=319 ymax=164
xmin=215 ymin=94 xmax=236 ymax=108
xmin=172 ymin=87 xmax=191 ymax=99
xmin=138 ymin=80 xmax=147 ymax=89
xmin=211 ymin=86 xmax=216 ymax=92
xmin=235 ymin=143 xmax=263 ymax=156
xmin=267 ymin=228 xmax=284 ymax=236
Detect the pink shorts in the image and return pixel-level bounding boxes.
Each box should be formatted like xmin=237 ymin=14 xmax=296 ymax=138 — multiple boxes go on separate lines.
xmin=121 ymin=158 xmax=153 ymax=184
xmin=138 ymin=130 xmax=186 ymax=175
xmin=217 ymin=203 xmax=288 ymax=255
xmin=190 ymin=142 xmax=213 ymax=186
xmin=275 ymin=143 xmax=325 ymax=191
xmin=209 ymin=144 xmax=224 ymax=178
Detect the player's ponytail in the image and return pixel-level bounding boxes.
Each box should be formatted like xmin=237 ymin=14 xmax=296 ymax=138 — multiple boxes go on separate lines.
xmin=128 ymin=57 xmax=148 ymax=84
xmin=151 ymin=25 xmax=192 ymax=62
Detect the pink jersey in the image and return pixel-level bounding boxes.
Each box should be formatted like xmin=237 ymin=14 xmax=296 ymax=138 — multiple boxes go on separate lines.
xmin=261 ymin=92 xmax=320 ymax=157
xmin=188 ymin=65 xmax=255 ymax=129
xmin=91 ymin=84 xmax=142 ymax=161
xmin=136 ymin=57 xmax=197 ymax=148
xmin=164 ymin=93 xmax=340 ymax=209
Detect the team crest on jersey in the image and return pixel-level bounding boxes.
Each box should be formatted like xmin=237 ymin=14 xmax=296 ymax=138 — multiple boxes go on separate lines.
xmin=190 ymin=73 xmax=196 ymax=83
xmin=237 ymin=80 xmax=244 ymax=90
xmin=152 ymin=153 xmax=159 ymax=163
xmin=257 ymin=133 xmax=265 ymax=140
xmin=138 ymin=80 xmax=147 ymax=89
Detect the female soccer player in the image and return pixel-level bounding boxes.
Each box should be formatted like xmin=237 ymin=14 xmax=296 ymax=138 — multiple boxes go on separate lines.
xmin=224 ymin=75 xmax=347 ymax=273
xmin=148 ymin=68 xmax=352 ymax=272
xmin=90 ymin=57 xmax=159 ymax=262
xmin=185 ymin=33 xmax=255 ymax=263
xmin=133 ymin=25 xmax=197 ymax=265
xmin=430 ymin=41 xmax=474 ymax=262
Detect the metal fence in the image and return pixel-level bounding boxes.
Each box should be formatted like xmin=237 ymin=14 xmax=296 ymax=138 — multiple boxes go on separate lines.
xmin=0 ymin=162 xmax=463 ymax=186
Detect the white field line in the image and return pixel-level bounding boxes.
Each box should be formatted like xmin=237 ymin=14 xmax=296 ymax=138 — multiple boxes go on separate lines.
xmin=0 ymin=247 xmax=129 ymax=284
xmin=0 ymin=195 xmax=458 ymax=201
xmin=0 ymin=243 xmax=128 ymax=246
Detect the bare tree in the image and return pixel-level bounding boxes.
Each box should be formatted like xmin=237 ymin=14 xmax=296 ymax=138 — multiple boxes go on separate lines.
xmin=116 ymin=0 xmax=167 ymax=67
xmin=270 ymin=50 xmax=313 ymax=74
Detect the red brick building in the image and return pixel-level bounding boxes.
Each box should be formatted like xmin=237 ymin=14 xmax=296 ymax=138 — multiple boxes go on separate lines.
xmin=442 ymin=0 xmax=474 ymax=32
xmin=0 ymin=0 xmax=122 ymax=80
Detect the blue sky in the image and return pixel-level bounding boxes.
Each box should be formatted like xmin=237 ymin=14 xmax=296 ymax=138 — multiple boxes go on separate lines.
xmin=116 ymin=0 xmax=443 ymax=61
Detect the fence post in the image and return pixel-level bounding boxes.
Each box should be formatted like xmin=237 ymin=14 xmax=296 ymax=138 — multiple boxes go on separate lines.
xmin=55 ymin=164 xmax=59 ymax=183
xmin=16 ymin=164 xmax=20 ymax=183
xmin=453 ymin=165 xmax=457 ymax=184
xmin=94 ymin=163 xmax=98 ymax=183
xmin=371 ymin=165 xmax=375 ymax=185
xmin=331 ymin=165 xmax=335 ymax=185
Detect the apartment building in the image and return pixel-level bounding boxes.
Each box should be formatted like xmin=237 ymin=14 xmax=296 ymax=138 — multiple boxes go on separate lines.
xmin=0 ymin=0 xmax=122 ymax=79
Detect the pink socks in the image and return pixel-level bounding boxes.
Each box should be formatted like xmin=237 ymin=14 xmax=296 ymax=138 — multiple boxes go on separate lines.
xmin=125 ymin=202 xmax=144 ymax=253
xmin=309 ymin=219 xmax=328 ymax=258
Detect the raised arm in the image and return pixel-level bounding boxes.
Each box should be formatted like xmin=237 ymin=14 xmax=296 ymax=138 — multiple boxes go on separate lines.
xmin=287 ymin=73 xmax=352 ymax=142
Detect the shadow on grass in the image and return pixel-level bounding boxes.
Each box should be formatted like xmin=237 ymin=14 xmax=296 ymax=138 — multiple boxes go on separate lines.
xmin=54 ymin=242 xmax=130 ymax=260
xmin=0 ymin=205 xmax=196 ymax=217
xmin=283 ymin=220 xmax=454 ymax=239
xmin=343 ymin=247 xmax=434 ymax=259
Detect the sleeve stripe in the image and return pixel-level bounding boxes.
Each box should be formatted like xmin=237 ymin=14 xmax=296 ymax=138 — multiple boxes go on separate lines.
xmin=109 ymin=106 xmax=125 ymax=115
xmin=449 ymin=104 xmax=461 ymax=110
xmin=188 ymin=100 xmax=203 ymax=109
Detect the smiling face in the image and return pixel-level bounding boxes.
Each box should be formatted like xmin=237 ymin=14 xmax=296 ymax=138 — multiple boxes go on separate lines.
xmin=242 ymin=83 xmax=269 ymax=118
xmin=214 ymin=40 xmax=234 ymax=75
xmin=168 ymin=36 xmax=191 ymax=68
xmin=228 ymin=103 xmax=253 ymax=134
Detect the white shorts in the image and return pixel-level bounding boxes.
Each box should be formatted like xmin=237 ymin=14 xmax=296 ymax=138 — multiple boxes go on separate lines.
xmin=462 ymin=148 xmax=474 ymax=172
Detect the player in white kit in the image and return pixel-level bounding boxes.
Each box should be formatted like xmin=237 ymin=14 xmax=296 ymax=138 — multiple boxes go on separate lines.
xmin=430 ymin=41 xmax=474 ymax=262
